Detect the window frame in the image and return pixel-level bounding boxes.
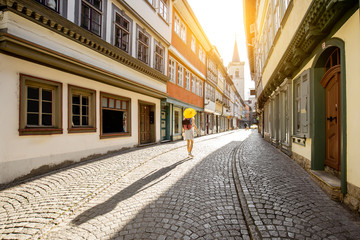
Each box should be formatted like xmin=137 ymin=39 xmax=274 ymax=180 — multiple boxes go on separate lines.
xmin=159 ymin=0 xmax=168 ymax=22
xmin=185 ymin=70 xmax=191 ymax=91
xmin=81 ymin=0 xmax=103 ymax=37
xmin=137 ymin=25 xmax=150 ymax=64
xmin=100 ymin=92 xmax=131 ymax=138
xmin=154 ymin=40 xmax=165 ymax=73
xmin=68 ymin=85 xmax=96 ymax=133
xmin=35 ymin=0 xmax=60 ymax=13
xmin=145 ymin=0 xmax=156 ymax=8
xmin=113 ymin=10 xmax=131 ymax=54
xmin=191 ymin=74 xmax=196 ymax=93
xmin=199 ymin=46 xmax=205 ymax=63
xmin=19 ymin=74 xmax=63 ymax=136
xmin=191 ymin=35 xmax=196 ymax=53
xmin=169 ymin=58 xmax=176 ymax=83
xmin=174 ymin=14 xmax=180 ymax=36
xmin=177 ymin=64 xmax=184 ymax=87
xmin=293 ymin=69 xmax=310 ymax=138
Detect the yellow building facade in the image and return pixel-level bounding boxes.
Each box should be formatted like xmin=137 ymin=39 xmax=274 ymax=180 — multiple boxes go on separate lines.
xmin=244 ymin=0 xmax=360 ymax=211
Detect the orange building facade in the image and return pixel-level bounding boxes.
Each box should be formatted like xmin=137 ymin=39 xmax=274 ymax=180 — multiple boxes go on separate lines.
xmin=161 ymin=1 xmax=211 ymax=141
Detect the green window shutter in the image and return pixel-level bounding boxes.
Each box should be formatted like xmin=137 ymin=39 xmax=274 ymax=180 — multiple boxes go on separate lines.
xmin=300 ymin=69 xmax=310 ymax=137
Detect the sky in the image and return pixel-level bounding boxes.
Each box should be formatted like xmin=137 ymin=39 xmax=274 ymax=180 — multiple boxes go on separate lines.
xmin=186 ymin=0 xmax=254 ymax=99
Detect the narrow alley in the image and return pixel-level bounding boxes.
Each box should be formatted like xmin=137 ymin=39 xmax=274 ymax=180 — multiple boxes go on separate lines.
xmin=1 ymin=131 xmax=359 ymax=239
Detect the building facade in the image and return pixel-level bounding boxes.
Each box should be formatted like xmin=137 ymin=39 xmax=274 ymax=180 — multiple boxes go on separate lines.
xmin=0 ymin=0 xmax=247 ymax=185
xmin=244 ymin=0 xmax=360 ymax=211
xmin=0 ymin=0 xmax=171 ymax=184
xmin=164 ymin=0 xmax=211 ymax=141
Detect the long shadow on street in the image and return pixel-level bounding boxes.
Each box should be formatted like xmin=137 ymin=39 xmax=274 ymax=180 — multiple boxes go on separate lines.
xmin=72 ymin=158 xmax=192 ymax=226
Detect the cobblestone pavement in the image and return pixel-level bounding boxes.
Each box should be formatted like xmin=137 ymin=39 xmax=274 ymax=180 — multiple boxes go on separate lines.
xmin=1 ymin=131 xmax=360 ymax=240
xmin=233 ymin=132 xmax=360 ymax=240
xmin=0 ymin=130 xmax=251 ymax=240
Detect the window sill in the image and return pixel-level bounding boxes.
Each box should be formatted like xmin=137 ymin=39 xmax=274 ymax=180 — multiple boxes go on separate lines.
xmin=19 ymin=128 xmax=63 ymax=136
xmin=68 ymin=127 xmax=96 ymax=133
xmin=292 ymin=135 xmax=307 ymax=146
xmin=100 ymin=132 xmax=131 ymax=139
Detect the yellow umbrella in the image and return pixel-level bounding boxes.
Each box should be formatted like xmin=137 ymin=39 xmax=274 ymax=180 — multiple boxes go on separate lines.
xmin=183 ymin=108 xmax=196 ymax=118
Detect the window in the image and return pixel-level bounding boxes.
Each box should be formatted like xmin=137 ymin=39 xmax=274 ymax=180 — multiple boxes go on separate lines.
xmin=274 ymin=0 xmax=280 ymax=33
xmin=137 ymin=27 xmax=150 ymax=64
xmin=154 ymin=41 xmax=164 ymax=73
xmin=177 ymin=64 xmax=184 ymax=87
xmin=180 ymin=22 xmax=186 ymax=42
xmin=191 ymin=35 xmax=196 ymax=52
xmin=199 ymin=80 xmax=203 ymax=97
xmin=68 ymin=85 xmax=96 ymax=133
xmin=19 ymin=74 xmax=62 ymax=135
xmin=235 ymin=70 xmax=239 ymax=78
xmin=196 ymin=79 xmax=200 ymax=96
xmin=206 ymin=83 xmax=215 ymax=101
xmin=114 ymin=13 xmax=130 ymax=53
xmin=293 ymin=69 xmax=310 ymax=137
xmin=174 ymin=14 xmax=186 ymax=42
xmin=191 ymin=75 xmax=196 ymax=93
xmin=81 ymin=0 xmax=102 ymax=36
xmin=169 ymin=58 xmax=176 ymax=83
xmin=101 ymin=92 xmax=130 ymax=137
xmin=146 ymin=0 xmax=155 ymax=7
xmin=174 ymin=108 xmax=181 ymax=134
xmin=174 ymin=14 xmax=180 ymax=36
xmin=185 ymin=70 xmax=190 ymax=90
xmin=159 ymin=0 xmax=168 ymax=21
xmin=35 ymin=0 xmax=59 ymax=12
xmin=199 ymin=46 xmax=205 ymax=63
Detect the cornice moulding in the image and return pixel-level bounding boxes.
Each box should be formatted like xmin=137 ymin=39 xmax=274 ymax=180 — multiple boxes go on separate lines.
xmin=0 ymin=0 xmax=169 ymax=84
xmin=256 ymin=0 xmax=357 ymax=109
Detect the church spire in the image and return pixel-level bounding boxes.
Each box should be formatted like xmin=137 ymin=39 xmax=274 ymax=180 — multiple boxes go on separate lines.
xmin=232 ymin=38 xmax=241 ymax=62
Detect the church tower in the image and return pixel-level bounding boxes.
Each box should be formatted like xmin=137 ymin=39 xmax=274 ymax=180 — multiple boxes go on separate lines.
xmin=228 ymin=38 xmax=246 ymax=100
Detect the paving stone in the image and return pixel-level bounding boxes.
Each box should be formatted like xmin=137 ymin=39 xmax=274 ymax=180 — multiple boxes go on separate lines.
xmin=2 ymin=131 xmax=360 ymax=239
xmin=233 ymin=132 xmax=360 ymax=239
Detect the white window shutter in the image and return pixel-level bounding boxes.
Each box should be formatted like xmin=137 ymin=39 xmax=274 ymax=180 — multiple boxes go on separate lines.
xmin=300 ymin=69 xmax=310 ymax=137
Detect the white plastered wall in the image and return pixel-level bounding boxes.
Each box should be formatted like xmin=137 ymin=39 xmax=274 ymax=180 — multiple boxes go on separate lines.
xmin=0 ymin=54 xmax=161 ymax=184
xmin=332 ymin=10 xmax=360 ymax=188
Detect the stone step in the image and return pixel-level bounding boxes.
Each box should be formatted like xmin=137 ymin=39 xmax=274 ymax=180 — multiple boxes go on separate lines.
xmin=310 ymin=170 xmax=342 ymax=201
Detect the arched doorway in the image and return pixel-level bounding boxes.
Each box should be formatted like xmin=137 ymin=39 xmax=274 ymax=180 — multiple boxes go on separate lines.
xmin=320 ymin=49 xmax=341 ymax=171
xmin=311 ymin=39 xmax=347 ymax=193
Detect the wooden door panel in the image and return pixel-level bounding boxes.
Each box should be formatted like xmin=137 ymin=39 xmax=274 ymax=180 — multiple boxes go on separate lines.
xmin=140 ymin=104 xmax=151 ymax=144
xmin=324 ymin=70 xmax=340 ymax=170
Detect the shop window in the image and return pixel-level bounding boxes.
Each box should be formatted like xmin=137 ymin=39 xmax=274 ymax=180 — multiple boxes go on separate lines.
xmin=68 ymin=85 xmax=96 ymax=133
xmin=101 ymin=93 xmax=131 ymax=138
xmin=19 ymin=74 xmax=62 ymax=135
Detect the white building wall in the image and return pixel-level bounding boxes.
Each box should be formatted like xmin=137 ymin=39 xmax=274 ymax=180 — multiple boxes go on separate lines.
xmin=0 ymin=54 xmax=161 ymax=184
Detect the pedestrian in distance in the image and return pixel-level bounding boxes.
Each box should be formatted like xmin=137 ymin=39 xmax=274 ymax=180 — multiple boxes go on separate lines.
xmin=182 ymin=108 xmax=199 ymax=158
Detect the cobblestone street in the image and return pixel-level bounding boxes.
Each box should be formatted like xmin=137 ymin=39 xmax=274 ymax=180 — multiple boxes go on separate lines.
xmin=1 ymin=130 xmax=360 ymax=239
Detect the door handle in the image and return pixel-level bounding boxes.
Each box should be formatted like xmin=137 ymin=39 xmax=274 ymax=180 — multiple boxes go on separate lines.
xmin=327 ymin=116 xmax=337 ymax=123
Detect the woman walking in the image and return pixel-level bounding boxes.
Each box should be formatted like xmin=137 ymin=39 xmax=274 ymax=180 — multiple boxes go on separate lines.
xmin=182 ymin=108 xmax=199 ymax=158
